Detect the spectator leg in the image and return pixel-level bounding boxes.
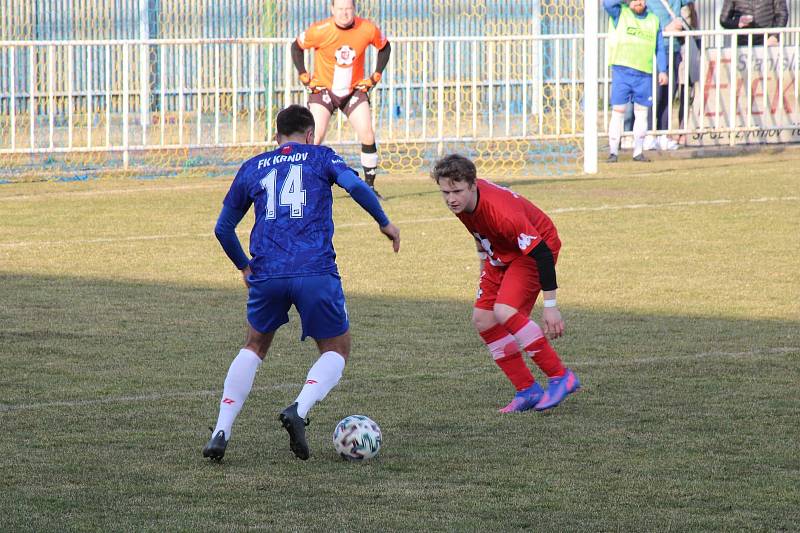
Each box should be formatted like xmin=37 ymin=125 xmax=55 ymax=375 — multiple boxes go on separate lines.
xmin=608 ymin=106 xmax=625 ymax=156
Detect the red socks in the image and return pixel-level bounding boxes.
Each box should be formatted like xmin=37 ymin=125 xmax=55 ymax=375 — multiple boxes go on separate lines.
xmin=479 ymin=324 xmax=534 ymax=391
xmin=502 ymin=312 xmax=565 ymax=378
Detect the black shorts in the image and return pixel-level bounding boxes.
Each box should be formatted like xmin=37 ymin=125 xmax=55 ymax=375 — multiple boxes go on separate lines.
xmin=308 ymin=88 xmax=370 ymax=117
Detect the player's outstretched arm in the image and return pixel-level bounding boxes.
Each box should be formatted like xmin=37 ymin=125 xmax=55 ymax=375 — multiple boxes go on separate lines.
xmin=380 ymin=222 xmax=401 ymax=253
xmin=335 ymin=169 xmax=398 ymax=252
xmin=214 ymin=204 xmax=251 ymax=285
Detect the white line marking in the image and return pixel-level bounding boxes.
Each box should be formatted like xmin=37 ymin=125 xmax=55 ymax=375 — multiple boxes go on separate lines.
xmin=0 ymin=232 xmax=212 ymax=249
xmin=1 ymin=347 xmax=794 ymax=413
xmin=2 ymin=196 xmax=798 ymax=249
xmin=576 ymin=346 xmax=796 ymax=366
xmin=0 ymin=383 xmax=296 ymax=413
xmin=0 ymin=182 xmax=227 ymax=202
xmin=550 ymin=196 xmax=800 ymax=214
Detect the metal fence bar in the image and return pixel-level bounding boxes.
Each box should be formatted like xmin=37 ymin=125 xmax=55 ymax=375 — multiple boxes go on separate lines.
xmin=10 ymin=46 xmax=16 ymax=149
xmin=387 ymin=46 xmax=394 ymax=139
xmin=248 ymin=42 xmax=254 ymax=143
xmin=122 ymin=42 xmax=129 ymax=167
xmin=87 ymin=45 xmax=92 ymax=148
xmin=139 ymin=42 xmax=148 ymax=145
xmin=159 ymin=42 xmax=165 ymax=145
xmin=194 ymin=43 xmax=201 ymax=145
xmin=537 ymin=39 xmax=543 ymax=136
xmin=265 ymin=42 xmax=273 ymax=142
xmin=471 ymin=39 xmax=477 ymax=138
xmin=437 ymin=38 xmax=444 ymax=153
xmin=488 ymin=41 xmax=493 ymax=138
xmin=178 ymin=43 xmax=184 ymax=145
xmin=746 ymin=41 xmax=753 ymax=129
xmin=504 ymin=39 xmax=510 ymax=136
xmin=104 ymin=44 xmax=110 ymax=147
xmin=521 ymin=38 xmax=527 ymax=138
xmin=67 ymin=43 xmax=73 ymax=147
xmin=455 ymin=40 xmax=461 ymax=138
xmin=231 ymin=43 xmax=237 ymax=144
xmin=680 ymin=39 xmax=687 ymax=131
xmin=422 ymin=40 xmax=428 ymax=141
xmin=778 ymin=36 xmax=784 ymax=121
xmin=214 ymin=42 xmax=220 ymax=145
xmin=555 ymin=38 xmax=561 ymax=135
xmin=48 ymin=44 xmax=54 ymax=149
xmin=714 ymin=46 xmax=720 ymax=130
xmin=761 ymin=39 xmax=768 ymax=120
xmin=571 ymin=38 xmax=577 ymax=134
xmin=697 ymin=36 xmax=704 ymax=131
xmin=283 ymin=41 xmax=291 ymax=111
xmin=602 ymin=43 xmax=609 ymax=134
xmin=1 ymin=31 xmax=799 ymax=160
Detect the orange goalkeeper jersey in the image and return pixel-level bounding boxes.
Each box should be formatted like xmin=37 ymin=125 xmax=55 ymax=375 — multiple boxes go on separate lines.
xmin=297 ymin=17 xmax=388 ymax=97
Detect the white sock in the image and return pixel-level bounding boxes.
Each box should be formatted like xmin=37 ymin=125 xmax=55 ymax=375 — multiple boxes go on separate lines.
xmin=633 ymin=104 xmax=648 ymax=156
xmin=213 ymin=348 xmax=262 ymax=440
xmin=294 ymin=351 xmax=346 ymax=418
xmin=608 ymin=109 xmax=624 ymax=155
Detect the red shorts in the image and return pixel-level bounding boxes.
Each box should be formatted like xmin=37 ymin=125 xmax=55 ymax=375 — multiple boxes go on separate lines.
xmin=474 ymin=253 xmax=558 ymax=316
xmin=308 ymin=88 xmax=370 ymax=116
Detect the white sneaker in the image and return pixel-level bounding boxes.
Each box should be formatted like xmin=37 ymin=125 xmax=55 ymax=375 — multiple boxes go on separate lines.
xmin=620 ymin=136 xmax=633 ymax=150
xmin=658 ymin=135 xmax=679 ymax=151
xmin=643 ymin=135 xmax=658 ymax=151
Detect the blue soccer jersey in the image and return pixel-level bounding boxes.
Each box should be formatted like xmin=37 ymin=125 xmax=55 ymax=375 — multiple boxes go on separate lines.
xmin=222 ymin=143 xmax=357 ymax=280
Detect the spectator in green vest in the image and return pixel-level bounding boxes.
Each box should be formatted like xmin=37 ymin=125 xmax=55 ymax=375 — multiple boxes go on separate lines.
xmin=605 ymin=0 xmax=668 ymax=163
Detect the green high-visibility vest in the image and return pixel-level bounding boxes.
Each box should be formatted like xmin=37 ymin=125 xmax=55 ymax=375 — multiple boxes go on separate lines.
xmin=608 ymin=5 xmax=660 ymax=74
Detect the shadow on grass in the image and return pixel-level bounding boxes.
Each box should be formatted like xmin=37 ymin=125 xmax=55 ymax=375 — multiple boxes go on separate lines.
xmin=1 ymin=272 xmax=798 ymax=531
xmin=2 ymin=272 xmax=797 ymax=407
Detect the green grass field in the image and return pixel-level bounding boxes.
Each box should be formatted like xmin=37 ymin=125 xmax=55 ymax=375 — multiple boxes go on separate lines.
xmin=1 ymin=148 xmax=798 ymax=531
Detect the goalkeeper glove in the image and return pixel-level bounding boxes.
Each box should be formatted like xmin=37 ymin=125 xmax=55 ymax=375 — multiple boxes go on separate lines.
xmin=299 ymin=72 xmax=324 ymax=94
xmin=354 ymin=72 xmax=382 ymax=92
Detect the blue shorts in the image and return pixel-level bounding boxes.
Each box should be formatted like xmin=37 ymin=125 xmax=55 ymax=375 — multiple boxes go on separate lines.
xmin=610 ymin=66 xmax=653 ymax=107
xmin=246 ymin=274 xmax=349 ymax=341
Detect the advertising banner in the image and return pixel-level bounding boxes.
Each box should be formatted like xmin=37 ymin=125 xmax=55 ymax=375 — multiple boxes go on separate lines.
xmin=687 ymin=46 xmax=800 ymax=146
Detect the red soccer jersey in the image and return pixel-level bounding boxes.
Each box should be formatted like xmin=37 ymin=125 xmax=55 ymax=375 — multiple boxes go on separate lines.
xmin=297 ymin=17 xmax=388 ymax=97
xmin=456 ymin=179 xmax=561 ymax=266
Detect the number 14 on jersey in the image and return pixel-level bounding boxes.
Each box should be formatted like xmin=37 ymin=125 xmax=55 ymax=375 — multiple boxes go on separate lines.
xmin=260 ymin=164 xmax=307 ymax=219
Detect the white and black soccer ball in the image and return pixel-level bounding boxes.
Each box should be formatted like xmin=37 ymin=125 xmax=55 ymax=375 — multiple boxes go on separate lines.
xmin=332 ymin=415 xmax=382 ymax=461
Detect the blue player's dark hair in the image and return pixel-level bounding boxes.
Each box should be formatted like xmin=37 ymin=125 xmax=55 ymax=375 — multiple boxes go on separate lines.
xmin=431 ymin=154 xmax=477 ymax=185
xmin=276 ymin=105 xmax=315 ymax=137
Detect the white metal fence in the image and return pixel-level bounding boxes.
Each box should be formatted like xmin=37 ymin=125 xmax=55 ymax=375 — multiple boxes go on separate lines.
xmin=1 ymin=28 xmax=799 ymax=178
xmin=0 ymin=34 xmax=586 ymax=174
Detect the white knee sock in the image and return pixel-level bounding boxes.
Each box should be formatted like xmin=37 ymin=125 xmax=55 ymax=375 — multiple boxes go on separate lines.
xmin=633 ymin=104 xmax=649 ymax=156
xmin=213 ymin=348 xmax=262 ymax=440
xmin=608 ymin=110 xmax=624 ymax=155
xmin=294 ymin=351 xmax=346 ymax=418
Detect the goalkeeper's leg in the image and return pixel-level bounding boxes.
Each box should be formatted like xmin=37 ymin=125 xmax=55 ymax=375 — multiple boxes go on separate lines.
xmin=347 ymin=99 xmax=383 ymax=199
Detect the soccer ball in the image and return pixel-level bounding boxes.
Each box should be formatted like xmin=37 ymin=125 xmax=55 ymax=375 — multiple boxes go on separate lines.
xmin=332 ymin=415 xmax=382 ymax=461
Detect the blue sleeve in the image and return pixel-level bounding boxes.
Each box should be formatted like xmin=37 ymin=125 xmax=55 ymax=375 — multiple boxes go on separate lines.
xmin=603 ymin=0 xmax=622 ymax=23
xmin=222 ymin=164 xmax=253 ymax=212
xmin=335 ymin=170 xmax=391 ymax=227
xmin=214 ymin=204 xmax=250 ymax=270
xmin=655 ymin=27 xmax=668 ymax=74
